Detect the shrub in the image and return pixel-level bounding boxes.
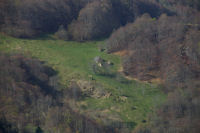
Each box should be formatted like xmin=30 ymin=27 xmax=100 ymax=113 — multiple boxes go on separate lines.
xmin=54 ymin=25 xmax=69 ymax=40
xmin=92 ymin=62 xmax=115 ymax=77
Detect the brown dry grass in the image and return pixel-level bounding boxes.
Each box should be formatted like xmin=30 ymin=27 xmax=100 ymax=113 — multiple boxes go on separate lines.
xmin=113 ymin=50 xmax=129 ymax=56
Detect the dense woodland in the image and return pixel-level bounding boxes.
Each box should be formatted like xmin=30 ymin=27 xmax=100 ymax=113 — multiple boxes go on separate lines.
xmin=107 ymin=13 xmax=200 ymax=89
xmin=0 ymin=0 xmax=200 ymax=133
xmin=0 ymin=54 xmax=116 ymax=133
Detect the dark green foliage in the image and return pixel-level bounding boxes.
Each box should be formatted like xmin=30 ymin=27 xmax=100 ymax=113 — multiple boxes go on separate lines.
xmin=0 ymin=117 xmax=18 ymax=133
xmin=35 ymin=127 xmax=43 ymax=133
xmin=91 ymin=56 xmax=116 ymax=77
xmin=91 ymin=57 xmax=130 ymax=82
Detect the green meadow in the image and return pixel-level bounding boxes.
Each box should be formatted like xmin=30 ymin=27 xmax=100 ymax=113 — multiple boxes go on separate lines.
xmin=0 ymin=34 xmax=166 ymax=128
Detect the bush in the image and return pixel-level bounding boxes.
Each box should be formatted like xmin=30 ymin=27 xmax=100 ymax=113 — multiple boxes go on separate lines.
xmin=54 ymin=25 xmax=69 ymax=40
xmin=0 ymin=54 xmax=61 ymax=132
xmin=91 ymin=56 xmax=115 ymax=77
xmin=92 ymin=62 xmax=115 ymax=77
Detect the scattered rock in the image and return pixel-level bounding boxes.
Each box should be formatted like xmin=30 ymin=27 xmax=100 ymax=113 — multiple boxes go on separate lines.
xmin=74 ymin=80 xmax=111 ymax=99
xmin=88 ymin=75 xmax=95 ymax=80
xmin=98 ymin=63 xmax=102 ymax=67
xmin=107 ymin=60 xmax=114 ymax=65
xmin=110 ymin=106 xmax=121 ymax=112
xmin=119 ymin=96 xmax=128 ymax=102
xmin=102 ymin=92 xmax=112 ymax=99
xmin=115 ymin=96 xmax=128 ymax=102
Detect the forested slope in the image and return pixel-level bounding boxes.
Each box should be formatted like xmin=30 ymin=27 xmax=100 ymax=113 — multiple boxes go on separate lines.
xmin=0 ymin=0 xmax=200 ymax=133
xmin=0 ymin=0 xmax=170 ymax=39
xmin=0 ymin=53 xmax=117 ymax=133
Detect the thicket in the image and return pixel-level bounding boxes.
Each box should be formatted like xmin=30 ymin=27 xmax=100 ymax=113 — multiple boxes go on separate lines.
xmin=0 ymin=0 xmax=91 ymax=38
xmin=0 ymin=0 xmax=169 ymax=40
xmin=151 ymin=88 xmax=200 ymax=133
xmin=157 ymin=0 xmax=200 ymax=11
xmin=105 ymin=4 xmax=200 ymax=132
xmin=0 ymin=54 xmax=112 ymax=133
xmin=0 ymin=53 xmax=60 ymax=132
xmin=107 ymin=12 xmax=200 ymax=90
xmin=68 ymin=0 xmax=169 ymax=41
xmin=134 ymin=87 xmax=200 ymax=133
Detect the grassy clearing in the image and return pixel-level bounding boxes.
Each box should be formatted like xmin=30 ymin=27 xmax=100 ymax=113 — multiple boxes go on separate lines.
xmin=0 ymin=34 xmax=166 ymax=128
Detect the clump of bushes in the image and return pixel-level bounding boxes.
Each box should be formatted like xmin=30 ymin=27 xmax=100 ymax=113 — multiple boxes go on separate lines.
xmin=92 ymin=63 xmax=115 ymax=77
xmin=91 ymin=56 xmax=131 ymax=84
xmin=91 ymin=56 xmax=115 ymax=77
xmin=54 ymin=25 xmax=69 ymax=41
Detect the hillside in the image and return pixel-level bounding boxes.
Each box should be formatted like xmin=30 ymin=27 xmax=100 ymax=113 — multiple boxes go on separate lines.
xmin=0 ymin=0 xmax=200 ymax=133
xmin=0 ymin=33 xmax=165 ymax=132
